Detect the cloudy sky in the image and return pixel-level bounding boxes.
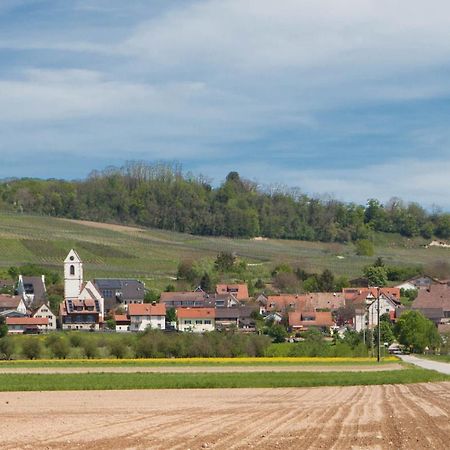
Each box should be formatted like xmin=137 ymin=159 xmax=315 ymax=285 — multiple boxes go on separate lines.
xmin=1 ymin=0 xmax=450 ymax=208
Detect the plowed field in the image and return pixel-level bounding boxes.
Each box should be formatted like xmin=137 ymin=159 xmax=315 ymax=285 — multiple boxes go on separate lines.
xmin=1 ymin=382 xmax=449 ymax=449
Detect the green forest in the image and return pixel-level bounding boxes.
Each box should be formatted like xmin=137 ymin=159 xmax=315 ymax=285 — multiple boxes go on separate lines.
xmin=1 ymin=161 xmax=449 ymax=242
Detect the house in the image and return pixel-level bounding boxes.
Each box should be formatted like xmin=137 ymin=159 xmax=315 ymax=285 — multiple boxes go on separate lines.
xmin=60 ymin=249 xmax=105 ymax=330
xmin=93 ymin=279 xmax=145 ymax=312
xmin=216 ymin=284 xmax=249 ymax=301
xmin=214 ymin=306 xmax=257 ymax=331
xmin=288 ymin=311 xmax=334 ymax=331
xmin=343 ymin=287 xmax=401 ymax=301
xmin=114 ymin=314 xmax=131 ymax=332
xmin=128 ymin=303 xmax=166 ymax=332
xmin=301 ymin=293 xmax=345 ymax=311
xmin=0 ymin=295 xmax=27 ymax=315
xmin=176 ymin=308 xmax=215 ymax=332
xmin=60 ymin=298 xmax=103 ymax=331
xmin=32 ymin=303 xmax=57 ymax=330
xmin=349 ymin=292 xmax=400 ymax=332
xmin=264 ymin=312 xmax=284 ymax=324
xmin=213 ymin=293 xmax=241 ymax=308
xmin=17 ymin=275 xmax=47 ymax=308
xmin=259 ymin=294 xmax=304 ymax=314
xmin=6 ymin=317 xmax=49 ymax=334
xmin=411 ymin=284 xmax=450 ymax=325
xmin=159 ymin=291 xmax=211 ymax=308
xmin=396 ymin=275 xmax=441 ymax=291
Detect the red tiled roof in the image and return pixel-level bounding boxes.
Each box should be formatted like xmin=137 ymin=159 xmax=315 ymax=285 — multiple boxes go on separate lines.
xmin=114 ymin=314 xmax=128 ymax=321
xmin=265 ymin=295 xmax=304 ymax=311
xmin=216 ymin=284 xmax=249 ymax=300
xmin=288 ymin=311 xmax=334 ymax=328
xmin=343 ymin=287 xmax=400 ymax=300
xmin=176 ymin=308 xmax=215 ymax=319
xmin=6 ymin=317 xmax=48 ymax=326
xmin=128 ymin=303 xmax=166 ymax=316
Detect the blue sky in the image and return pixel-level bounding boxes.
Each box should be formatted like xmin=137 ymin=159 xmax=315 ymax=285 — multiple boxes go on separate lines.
xmin=1 ymin=0 xmax=450 ymax=208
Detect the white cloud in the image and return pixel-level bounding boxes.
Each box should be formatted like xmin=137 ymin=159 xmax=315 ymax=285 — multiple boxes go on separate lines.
xmin=123 ymin=0 xmax=450 ymax=74
xmin=203 ymin=158 xmax=450 ymax=209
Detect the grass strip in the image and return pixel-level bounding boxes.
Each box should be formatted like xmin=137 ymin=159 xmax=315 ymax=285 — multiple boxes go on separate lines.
xmin=0 ymin=357 xmax=399 ymax=368
xmin=0 ymin=369 xmax=447 ymax=392
xmin=417 ymin=355 xmax=450 ymax=363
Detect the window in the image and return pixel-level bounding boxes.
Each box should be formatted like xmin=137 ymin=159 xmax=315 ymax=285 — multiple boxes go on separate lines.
xmin=204 ymin=320 xmax=211 ymax=325
xmin=185 ymin=320 xmax=191 ymax=324
xmin=70 ymin=265 xmax=75 ymax=275
xmin=196 ymin=320 xmax=202 ymax=325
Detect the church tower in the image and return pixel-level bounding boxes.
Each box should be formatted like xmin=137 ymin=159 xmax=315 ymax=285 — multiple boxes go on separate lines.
xmin=64 ymin=249 xmax=83 ymax=299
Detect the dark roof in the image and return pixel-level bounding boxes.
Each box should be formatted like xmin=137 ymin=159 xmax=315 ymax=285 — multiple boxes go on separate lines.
xmin=21 ymin=276 xmax=47 ymax=304
xmin=94 ymin=279 xmax=145 ymax=299
xmin=94 ymin=279 xmax=145 ymax=312
xmin=214 ymin=306 xmax=256 ymax=319
xmin=411 ymin=307 xmax=444 ymax=321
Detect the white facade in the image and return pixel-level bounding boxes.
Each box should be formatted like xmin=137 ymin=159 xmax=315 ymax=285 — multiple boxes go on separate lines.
xmin=177 ymin=318 xmax=215 ymax=333
xmin=64 ymin=249 xmax=83 ymax=299
xmin=32 ymin=304 xmax=56 ymax=330
xmin=62 ymin=322 xmax=100 ymax=331
xmin=130 ymin=315 xmax=165 ymax=332
xmin=354 ymin=295 xmax=397 ymax=332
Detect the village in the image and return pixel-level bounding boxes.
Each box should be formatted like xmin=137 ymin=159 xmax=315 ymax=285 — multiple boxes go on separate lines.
xmin=1 ymin=249 xmax=449 ymax=344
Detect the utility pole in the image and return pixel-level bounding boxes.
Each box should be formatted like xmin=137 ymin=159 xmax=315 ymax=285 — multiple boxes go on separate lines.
xmin=377 ymin=287 xmax=381 ymax=363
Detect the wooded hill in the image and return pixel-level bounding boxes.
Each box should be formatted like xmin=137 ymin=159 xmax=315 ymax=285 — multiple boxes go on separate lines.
xmin=1 ymin=162 xmax=449 ymax=243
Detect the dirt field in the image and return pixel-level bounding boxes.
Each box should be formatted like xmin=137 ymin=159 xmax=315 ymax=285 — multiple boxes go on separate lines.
xmin=1 ymin=382 xmax=449 ymax=449
xmin=0 ymin=363 xmax=403 ymax=374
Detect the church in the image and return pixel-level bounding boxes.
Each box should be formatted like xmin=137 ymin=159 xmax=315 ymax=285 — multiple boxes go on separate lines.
xmin=59 ymin=249 xmax=105 ymax=331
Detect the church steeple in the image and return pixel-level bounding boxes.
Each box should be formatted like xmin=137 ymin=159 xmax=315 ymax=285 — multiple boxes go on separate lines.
xmin=64 ymin=249 xmax=83 ymax=299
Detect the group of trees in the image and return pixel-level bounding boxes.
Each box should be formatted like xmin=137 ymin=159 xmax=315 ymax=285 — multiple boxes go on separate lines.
xmin=0 ymin=329 xmax=271 ymax=360
xmin=1 ymin=162 xmax=449 ymax=242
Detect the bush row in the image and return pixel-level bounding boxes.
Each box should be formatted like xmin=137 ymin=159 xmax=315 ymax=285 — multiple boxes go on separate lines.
xmin=0 ymin=330 xmax=271 ymax=360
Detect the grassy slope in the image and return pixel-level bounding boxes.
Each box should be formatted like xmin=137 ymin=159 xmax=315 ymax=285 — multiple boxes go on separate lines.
xmin=0 ymin=212 xmax=449 ymax=286
xmin=0 ymin=368 xmax=447 ymax=391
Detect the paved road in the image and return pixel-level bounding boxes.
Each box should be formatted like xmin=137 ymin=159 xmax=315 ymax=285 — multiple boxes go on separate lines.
xmin=399 ymin=354 xmax=450 ymax=375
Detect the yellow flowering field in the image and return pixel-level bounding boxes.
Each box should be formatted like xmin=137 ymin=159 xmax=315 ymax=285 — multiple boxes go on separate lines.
xmin=0 ymin=356 xmax=399 ymax=367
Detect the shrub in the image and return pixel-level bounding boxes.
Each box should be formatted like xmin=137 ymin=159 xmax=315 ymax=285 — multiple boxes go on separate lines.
xmin=22 ymin=337 xmax=42 ymax=360
xmin=0 ymin=337 xmax=15 ymax=360
xmin=355 ymin=239 xmax=374 ymax=256
xmin=69 ymin=333 xmax=83 ymax=347
xmin=50 ymin=337 xmax=70 ymax=359
xmin=82 ymin=339 xmax=98 ymax=359
xmin=109 ymin=340 xmax=127 ymax=359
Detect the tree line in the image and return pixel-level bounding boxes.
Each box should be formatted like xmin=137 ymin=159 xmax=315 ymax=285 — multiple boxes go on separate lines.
xmin=1 ymin=161 xmax=449 ymax=242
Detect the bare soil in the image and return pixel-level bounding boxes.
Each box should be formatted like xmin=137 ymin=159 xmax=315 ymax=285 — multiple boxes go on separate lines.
xmin=1 ymin=382 xmax=449 ymax=449
xmin=0 ymin=363 xmax=403 ymax=374
xmin=59 ymin=218 xmax=145 ymax=234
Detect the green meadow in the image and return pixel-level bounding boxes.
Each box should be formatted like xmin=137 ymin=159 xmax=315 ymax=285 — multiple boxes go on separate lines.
xmin=0 ymin=368 xmax=447 ymax=391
